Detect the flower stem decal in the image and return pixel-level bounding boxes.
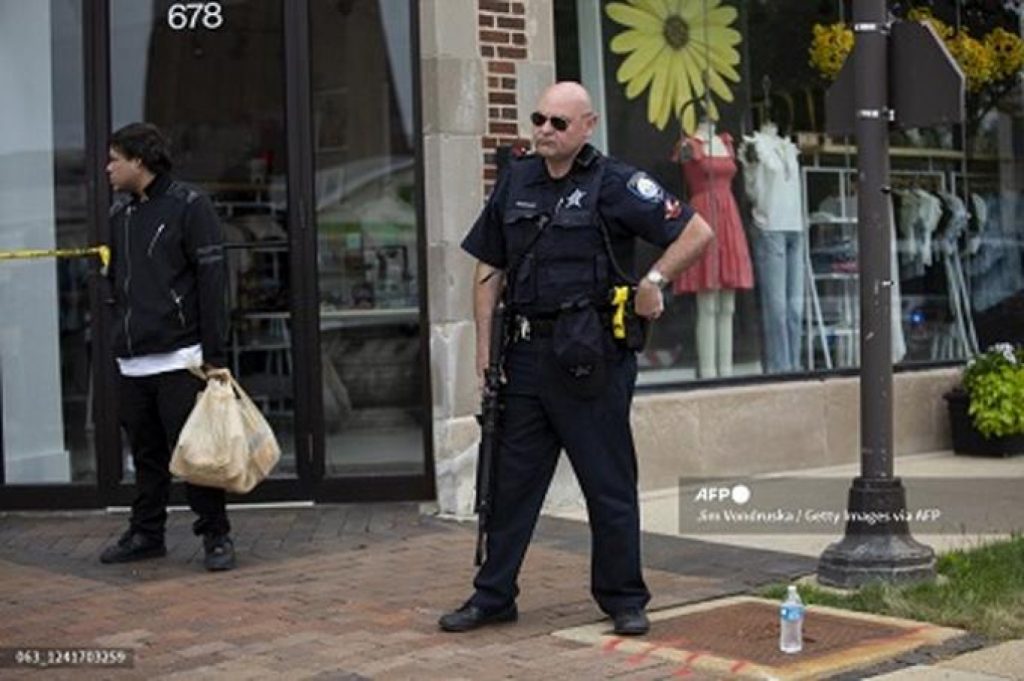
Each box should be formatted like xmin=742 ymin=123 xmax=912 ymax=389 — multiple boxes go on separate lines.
xmin=606 ymin=0 xmax=742 ymax=134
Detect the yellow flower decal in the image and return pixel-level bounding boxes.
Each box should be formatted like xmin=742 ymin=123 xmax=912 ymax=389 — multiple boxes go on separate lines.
xmin=809 ymin=22 xmax=854 ymax=81
xmin=605 ymin=0 xmax=742 ymax=134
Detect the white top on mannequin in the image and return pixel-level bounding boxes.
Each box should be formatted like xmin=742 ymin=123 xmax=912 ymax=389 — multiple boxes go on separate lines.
xmin=739 ymin=122 xmax=804 ymax=232
xmin=692 ymin=119 xmax=730 ymax=158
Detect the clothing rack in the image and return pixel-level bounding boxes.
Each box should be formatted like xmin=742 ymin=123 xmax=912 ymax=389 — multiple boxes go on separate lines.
xmin=803 ymin=166 xmax=976 ymax=368
xmin=892 ymin=169 xmax=978 ymax=359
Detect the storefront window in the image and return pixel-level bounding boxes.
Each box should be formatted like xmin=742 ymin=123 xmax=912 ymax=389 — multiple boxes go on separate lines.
xmin=558 ymin=0 xmax=1024 ymax=384
xmin=0 ymin=0 xmax=93 ymax=484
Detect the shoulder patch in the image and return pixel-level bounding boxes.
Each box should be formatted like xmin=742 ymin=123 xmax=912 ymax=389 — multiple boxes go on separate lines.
xmin=626 ymin=172 xmax=664 ymax=203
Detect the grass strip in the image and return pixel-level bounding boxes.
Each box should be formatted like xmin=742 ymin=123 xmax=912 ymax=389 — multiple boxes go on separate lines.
xmin=761 ymin=535 xmax=1024 ymax=639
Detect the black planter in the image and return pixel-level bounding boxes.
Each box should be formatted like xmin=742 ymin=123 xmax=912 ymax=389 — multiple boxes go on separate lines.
xmin=945 ymin=390 xmax=1024 ymax=457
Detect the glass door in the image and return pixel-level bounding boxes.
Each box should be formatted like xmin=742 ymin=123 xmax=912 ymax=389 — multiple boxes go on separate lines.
xmin=108 ymin=0 xmax=304 ymax=491
xmin=308 ymin=0 xmax=430 ymax=484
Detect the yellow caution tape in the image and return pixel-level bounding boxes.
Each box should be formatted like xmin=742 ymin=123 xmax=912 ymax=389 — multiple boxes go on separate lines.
xmin=0 ymin=245 xmax=110 ymax=274
xmin=611 ymin=285 xmax=630 ymax=340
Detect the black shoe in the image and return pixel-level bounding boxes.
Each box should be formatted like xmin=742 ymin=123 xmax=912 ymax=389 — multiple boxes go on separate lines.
xmin=203 ymin=533 xmax=236 ymax=572
xmin=438 ymin=602 xmax=518 ymax=632
xmin=99 ymin=529 xmax=166 ymax=564
xmin=612 ymin=609 xmax=650 ymax=636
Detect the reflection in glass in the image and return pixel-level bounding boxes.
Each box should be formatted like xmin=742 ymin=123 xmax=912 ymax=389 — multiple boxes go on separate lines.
xmin=311 ymin=0 xmax=425 ymax=476
xmin=590 ymin=0 xmax=1024 ymax=384
xmin=109 ymin=0 xmax=295 ymax=479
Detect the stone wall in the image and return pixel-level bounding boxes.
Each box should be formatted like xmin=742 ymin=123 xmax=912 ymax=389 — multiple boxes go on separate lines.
xmin=537 ymin=368 xmax=960 ymax=517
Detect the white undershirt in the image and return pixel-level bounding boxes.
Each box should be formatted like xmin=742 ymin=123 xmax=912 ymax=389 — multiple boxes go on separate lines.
xmin=117 ymin=344 xmax=203 ymax=377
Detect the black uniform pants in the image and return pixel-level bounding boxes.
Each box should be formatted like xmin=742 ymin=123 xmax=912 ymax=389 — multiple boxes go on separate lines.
xmin=119 ymin=370 xmax=230 ymax=540
xmin=470 ymin=337 xmax=650 ymax=616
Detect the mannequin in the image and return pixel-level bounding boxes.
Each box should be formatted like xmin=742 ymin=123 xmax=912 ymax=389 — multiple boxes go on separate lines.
xmin=739 ymin=120 xmax=806 ymax=373
xmin=673 ymin=117 xmax=754 ymax=379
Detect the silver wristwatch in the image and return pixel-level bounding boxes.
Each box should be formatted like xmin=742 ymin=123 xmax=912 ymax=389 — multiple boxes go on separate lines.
xmin=644 ymin=269 xmax=668 ymax=289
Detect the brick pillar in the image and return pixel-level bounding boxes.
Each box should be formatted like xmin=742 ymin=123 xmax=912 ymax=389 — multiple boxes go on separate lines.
xmin=478 ymin=1 xmax=530 ymax=192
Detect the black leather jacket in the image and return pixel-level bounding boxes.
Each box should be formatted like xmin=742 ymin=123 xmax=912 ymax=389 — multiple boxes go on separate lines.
xmin=108 ymin=174 xmax=226 ymax=365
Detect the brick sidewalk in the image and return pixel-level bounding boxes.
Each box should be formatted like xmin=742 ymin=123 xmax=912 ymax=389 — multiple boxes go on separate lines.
xmin=0 ymin=505 xmax=814 ymax=680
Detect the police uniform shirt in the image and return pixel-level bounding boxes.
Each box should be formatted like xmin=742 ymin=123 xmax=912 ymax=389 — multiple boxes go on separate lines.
xmin=462 ymin=144 xmax=694 ymax=280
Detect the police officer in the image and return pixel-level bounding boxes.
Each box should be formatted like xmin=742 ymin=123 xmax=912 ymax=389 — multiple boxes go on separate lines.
xmin=439 ymin=82 xmax=714 ymax=635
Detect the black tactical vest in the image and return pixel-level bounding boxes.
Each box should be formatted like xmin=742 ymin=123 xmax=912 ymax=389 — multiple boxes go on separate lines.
xmin=502 ymin=158 xmax=611 ymax=315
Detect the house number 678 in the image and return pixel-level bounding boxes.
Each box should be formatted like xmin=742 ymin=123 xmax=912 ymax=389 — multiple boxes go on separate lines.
xmin=167 ymin=2 xmax=224 ymax=30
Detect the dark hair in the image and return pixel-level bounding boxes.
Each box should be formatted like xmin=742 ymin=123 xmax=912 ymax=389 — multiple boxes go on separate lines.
xmin=110 ymin=122 xmax=173 ymax=174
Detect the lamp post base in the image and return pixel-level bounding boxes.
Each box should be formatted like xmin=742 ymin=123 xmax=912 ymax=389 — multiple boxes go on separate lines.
xmin=817 ymin=477 xmax=936 ymax=589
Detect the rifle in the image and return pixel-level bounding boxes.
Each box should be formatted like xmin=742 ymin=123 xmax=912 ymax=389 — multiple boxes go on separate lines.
xmin=474 ymin=300 xmax=508 ymax=566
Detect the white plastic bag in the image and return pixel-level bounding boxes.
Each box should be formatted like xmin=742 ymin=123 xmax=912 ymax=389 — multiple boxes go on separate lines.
xmin=170 ymin=368 xmax=280 ymax=494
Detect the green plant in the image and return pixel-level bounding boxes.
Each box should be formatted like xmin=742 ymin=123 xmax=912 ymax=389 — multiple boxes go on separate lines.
xmin=962 ymin=343 xmax=1024 ymax=438
xmin=761 ymin=535 xmax=1024 ymax=639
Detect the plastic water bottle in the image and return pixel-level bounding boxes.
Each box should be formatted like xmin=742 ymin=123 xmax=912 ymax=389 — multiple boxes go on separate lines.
xmin=779 ymin=584 xmax=804 ymax=654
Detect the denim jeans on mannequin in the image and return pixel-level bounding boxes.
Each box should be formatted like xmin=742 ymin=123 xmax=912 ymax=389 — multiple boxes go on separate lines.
xmin=752 ymin=229 xmax=806 ymax=373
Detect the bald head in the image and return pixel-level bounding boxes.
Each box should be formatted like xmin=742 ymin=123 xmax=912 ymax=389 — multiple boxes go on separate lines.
xmin=537 ymin=82 xmax=593 ymax=118
xmin=532 ymin=81 xmax=597 ymax=176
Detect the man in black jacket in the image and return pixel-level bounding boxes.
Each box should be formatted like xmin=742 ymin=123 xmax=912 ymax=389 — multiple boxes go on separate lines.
xmin=99 ymin=122 xmax=235 ymax=571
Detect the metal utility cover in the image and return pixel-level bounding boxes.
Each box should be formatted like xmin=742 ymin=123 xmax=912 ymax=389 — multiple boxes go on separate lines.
xmin=552 ymin=596 xmax=963 ymax=680
xmin=826 ymin=20 xmax=965 ymax=135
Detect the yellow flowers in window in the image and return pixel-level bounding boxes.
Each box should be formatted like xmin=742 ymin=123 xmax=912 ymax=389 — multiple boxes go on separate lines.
xmin=946 ymin=30 xmax=996 ymax=93
xmin=986 ymin=27 xmax=1024 ymax=82
xmin=906 ymin=8 xmax=952 ymax=40
xmin=809 ymin=23 xmax=854 ymax=81
xmin=605 ymin=0 xmax=742 ymax=134
xmin=809 ymin=11 xmax=1024 ymax=95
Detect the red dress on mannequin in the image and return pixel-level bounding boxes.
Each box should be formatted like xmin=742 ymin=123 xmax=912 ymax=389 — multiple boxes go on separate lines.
xmin=672 ymin=133 xmax=754 ymax=294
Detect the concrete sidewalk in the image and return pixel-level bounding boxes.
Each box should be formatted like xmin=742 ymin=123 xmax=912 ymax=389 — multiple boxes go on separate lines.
xmin=0 ymin=498 xmax=1019 ymax=679
xmin=542 ymin=449 xmax=1024 ymax=680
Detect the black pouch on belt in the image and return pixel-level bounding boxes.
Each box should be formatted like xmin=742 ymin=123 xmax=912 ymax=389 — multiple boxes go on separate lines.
xmin=624 ymin=290 xmax=650 ymax=352
xmin=548 ymin=298 xmax=609 ymax=399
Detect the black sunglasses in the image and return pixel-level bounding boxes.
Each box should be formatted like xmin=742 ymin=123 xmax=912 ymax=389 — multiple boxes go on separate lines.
xmin=530 ymin=111 xmax=572 ymax=132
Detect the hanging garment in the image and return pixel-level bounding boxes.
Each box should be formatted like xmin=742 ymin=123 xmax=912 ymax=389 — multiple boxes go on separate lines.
xmin=739 ymin=127 xmax=804 ymax=232
xmin=672 ymin=133 xmax=754 ymax=293
xmin=914 ymin=189 xmax=943 ymax=269
xmin=886 ymin=198 xmax=908 ymax=363
xmin=895 ymin=189 xmax=920 ymax=274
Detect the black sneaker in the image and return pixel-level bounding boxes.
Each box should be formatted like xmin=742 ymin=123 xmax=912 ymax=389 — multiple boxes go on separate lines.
xmin=438 ymin=602 xmax=518 ymax=632
xmin=99 ymin=529 xmax=166 ymax=564
xmin=203 ymin=533 xmax=236 ymax=572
